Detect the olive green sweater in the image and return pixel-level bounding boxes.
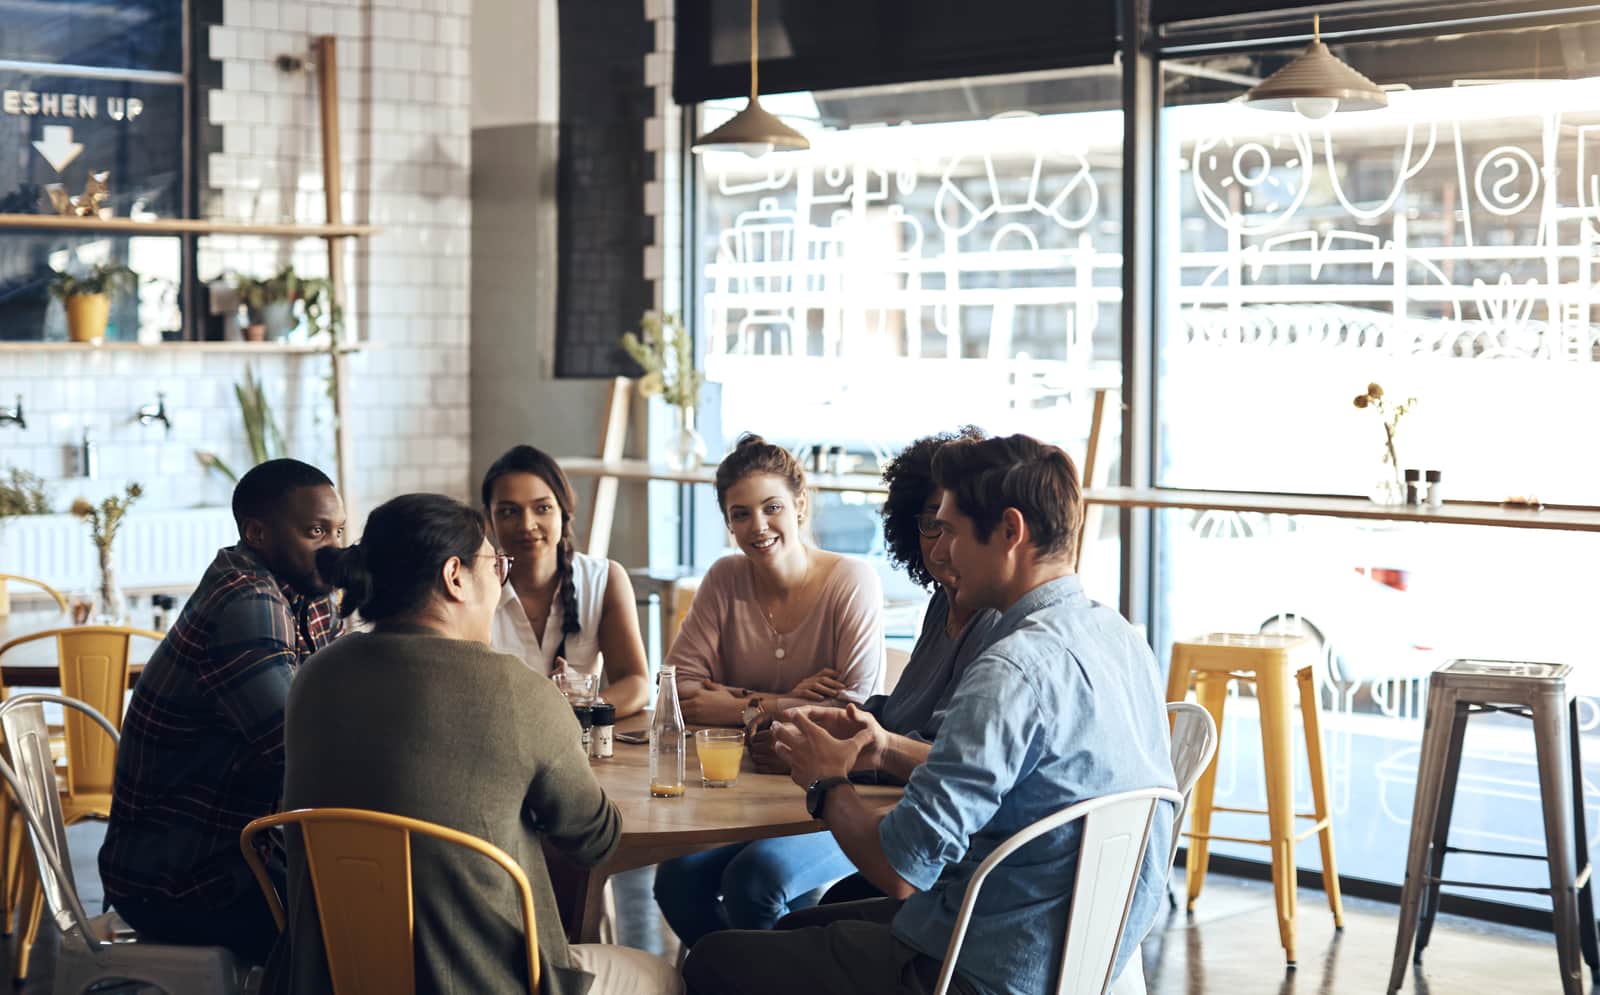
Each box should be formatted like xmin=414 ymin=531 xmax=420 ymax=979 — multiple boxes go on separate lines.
xmin=268 ymin=630 xmax=621 ymax=995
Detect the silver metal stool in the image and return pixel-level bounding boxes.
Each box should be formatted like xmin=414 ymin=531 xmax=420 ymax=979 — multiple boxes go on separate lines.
xmin=1387 ymin=659 xmax=1600 ymax=995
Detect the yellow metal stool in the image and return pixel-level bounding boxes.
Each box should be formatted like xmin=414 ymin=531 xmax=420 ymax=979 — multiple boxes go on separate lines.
xmin=1167 ymin=632 xmax=1345 ymax=968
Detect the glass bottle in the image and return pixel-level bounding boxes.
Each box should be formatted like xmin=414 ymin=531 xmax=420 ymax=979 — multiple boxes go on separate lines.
xmin=649 ymin=666 xmax=686 ymax=798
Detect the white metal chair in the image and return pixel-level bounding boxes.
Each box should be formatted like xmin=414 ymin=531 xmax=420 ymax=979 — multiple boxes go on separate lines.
xmin=0 ymin=694 xmax=244 ymax=994
xmin=933 ymin=785 xmax=1183 ymax=995
xmin=1166 ymin=701 xmax=1221 ymax=884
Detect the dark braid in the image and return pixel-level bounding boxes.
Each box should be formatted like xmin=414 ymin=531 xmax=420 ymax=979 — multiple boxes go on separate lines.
xmin=555 ymin=523 xmax=581 ymax=637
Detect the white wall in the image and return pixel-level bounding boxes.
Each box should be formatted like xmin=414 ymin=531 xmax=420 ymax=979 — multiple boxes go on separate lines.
xmin=2 ymin=0 xmax=473 ymax=524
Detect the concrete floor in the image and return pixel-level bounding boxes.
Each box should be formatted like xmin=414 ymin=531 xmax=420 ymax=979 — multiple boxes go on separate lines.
xmin=18 ymin=823 xmax=1585 ymax=994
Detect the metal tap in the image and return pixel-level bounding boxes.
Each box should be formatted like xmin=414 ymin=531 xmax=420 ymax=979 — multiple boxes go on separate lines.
xmin=137 ymin=392 xmax=171 ymax=433
xmin=0 ymin=394 xmax=23 ymax=429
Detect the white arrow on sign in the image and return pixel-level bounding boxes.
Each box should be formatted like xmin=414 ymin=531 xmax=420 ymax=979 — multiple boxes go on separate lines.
xmin=32 ymin=125 xmax=84 ymax=173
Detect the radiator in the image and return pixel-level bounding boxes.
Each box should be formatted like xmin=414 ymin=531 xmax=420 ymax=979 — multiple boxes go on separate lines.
xmin=0 ymin=508 xmax=237 ymax=594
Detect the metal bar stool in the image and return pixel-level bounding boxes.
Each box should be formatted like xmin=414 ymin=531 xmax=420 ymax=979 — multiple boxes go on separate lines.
xmin=1166 ymin=632 xmax=1345 ymax=968
xmin=1387 ymin=659 xmax=1600 ymax=995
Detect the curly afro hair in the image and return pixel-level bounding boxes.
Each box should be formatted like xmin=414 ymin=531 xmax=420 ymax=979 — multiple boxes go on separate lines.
xmin=880 ymin=426 xmax=986 ymax=590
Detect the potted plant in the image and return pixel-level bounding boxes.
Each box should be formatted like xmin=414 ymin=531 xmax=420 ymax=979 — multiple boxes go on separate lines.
xmin=0 ymin=468 xmax=51 ymax=616
xmin=69 ymin=482 xmax=142 ymax=624
xmin=48 ymin=264 xmax=138 ymax=344
xmin=233 ymin=265 xmax=332 ymax=342
xmin=195 ymin=365 xmax=289 ymax=483
xmin=620 ymin=312 xmax=707 ymax=470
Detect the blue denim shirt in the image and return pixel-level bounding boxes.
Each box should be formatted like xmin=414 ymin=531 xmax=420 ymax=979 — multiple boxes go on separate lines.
xmin=879 ymin=575 xmax=1175 ymax=995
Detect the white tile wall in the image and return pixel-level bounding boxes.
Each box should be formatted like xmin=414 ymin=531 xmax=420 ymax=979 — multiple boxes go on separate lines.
xmin=645 ymin=0 xmax=682 ymax=312
xmin=2 ymin=1 xmax=473 ymax=528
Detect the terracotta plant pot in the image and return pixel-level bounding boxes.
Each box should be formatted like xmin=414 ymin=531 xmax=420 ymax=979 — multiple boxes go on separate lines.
xmin=66 ymin=293 xmax=110 ymax=344
xmin=244 ymin=323 xmax=268 ymax=342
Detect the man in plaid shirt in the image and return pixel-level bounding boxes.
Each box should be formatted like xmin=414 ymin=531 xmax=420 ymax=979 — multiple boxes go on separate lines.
xmin=100 ymin=459 xmax=346 ymax=963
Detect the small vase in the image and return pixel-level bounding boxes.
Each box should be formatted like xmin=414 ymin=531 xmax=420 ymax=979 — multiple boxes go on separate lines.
xmin=1368 ymin=447 xmax=1406 ymax=506
xmin=96 ymin=543 xmax=126 ymax=624
xmin=665 ymin=405 xmax=708 ymax=472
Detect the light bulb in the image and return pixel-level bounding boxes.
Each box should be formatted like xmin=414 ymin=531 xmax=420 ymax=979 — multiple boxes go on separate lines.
xmin=1293 ymin=97 xmax=1339 ymax=120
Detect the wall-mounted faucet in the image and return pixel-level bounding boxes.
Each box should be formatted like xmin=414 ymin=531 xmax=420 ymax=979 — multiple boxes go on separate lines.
xmin=0 ymin=395 xmax=23 ymax=430
xmin=78 ymin=426 xmax=97 ymax=480
xmin=137 ymin=392 xmax=171 ymax=433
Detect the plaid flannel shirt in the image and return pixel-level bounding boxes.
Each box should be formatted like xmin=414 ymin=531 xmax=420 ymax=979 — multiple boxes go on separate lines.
xmin=99 ymin=544 xmax=338 ymax=909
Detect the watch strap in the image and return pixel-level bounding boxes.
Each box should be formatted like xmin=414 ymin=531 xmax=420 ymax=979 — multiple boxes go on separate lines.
xmin=806 ymin=775 xmax=852 ymax=819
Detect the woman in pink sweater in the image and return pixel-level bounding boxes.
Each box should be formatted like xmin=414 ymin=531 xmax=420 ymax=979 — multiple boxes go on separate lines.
xmin=668 ymin=434 xmax=884 ymax=725
xmin=655 ymin=433 xmax=884 ymax=945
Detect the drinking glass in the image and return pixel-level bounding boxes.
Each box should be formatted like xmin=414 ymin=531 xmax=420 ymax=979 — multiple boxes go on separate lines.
xmin=554 ymin=670 xmax=598 ymax=707
xmin=695 ymin=728 xmax=745 ymax=788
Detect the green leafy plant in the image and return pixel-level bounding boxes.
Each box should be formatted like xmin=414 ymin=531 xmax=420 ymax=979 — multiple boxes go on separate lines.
xmin=196 ymin=365 xmax=288 ymax=484
xmin=70 ymin=483 xmax=143 ymax=553
xmin=0 ymin=468 xmax=51 ymax=520
xmin=232 ymin=265 xmax=333 ymax=333
xmin=620 ymin=311 xmax=703 ymax=409
xmin=48 ymin=263 xmax=138 ymax=300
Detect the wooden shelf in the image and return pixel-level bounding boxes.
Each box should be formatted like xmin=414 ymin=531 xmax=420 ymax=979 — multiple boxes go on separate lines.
xmin=559 ymin=459 xmax=1600 ymax=533
xmin=1087 ymin=487 xmax=1600 ymax=533
xmin=0 ymin=340 xmax=363 ymax=354
xmin=0 ymin=214 xmax=378 ymax=238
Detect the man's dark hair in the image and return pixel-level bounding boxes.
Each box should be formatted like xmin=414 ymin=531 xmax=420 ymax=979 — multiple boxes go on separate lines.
xmin=930 ymin=434 xmax=1081 ymax=560
xmin=232 ymin=459 xmax=334 ymax=530
xmin=881 ymin=426 xmax=985 ymax=589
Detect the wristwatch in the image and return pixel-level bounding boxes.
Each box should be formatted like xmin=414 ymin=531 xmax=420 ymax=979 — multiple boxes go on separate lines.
xmin=805 ymin=775 xmax=852 ymax=819
xmin=741 ymin=697 xmax=766 ymax=728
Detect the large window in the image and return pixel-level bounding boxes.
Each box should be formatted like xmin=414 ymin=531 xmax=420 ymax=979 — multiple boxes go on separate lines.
xmin=0 ymin=1 xmax=185 ymax=342
xmin=689 ymin=68 xmax=1125 ymax=631
xmin=1155 ymin=25 xmax=1600 ymax=907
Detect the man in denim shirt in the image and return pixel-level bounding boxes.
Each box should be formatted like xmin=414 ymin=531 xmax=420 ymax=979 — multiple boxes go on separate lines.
xmin=684 ymin=434 xmax=1175 ymax=995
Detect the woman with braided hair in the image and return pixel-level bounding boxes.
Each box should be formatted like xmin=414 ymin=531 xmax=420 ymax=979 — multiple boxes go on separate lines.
xmin=482 ymin=445 xmax=651 ymax=716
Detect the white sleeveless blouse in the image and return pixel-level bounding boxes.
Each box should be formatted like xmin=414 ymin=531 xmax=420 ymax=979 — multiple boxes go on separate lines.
xmin=490 ymin=551 xmax=609 ymax=678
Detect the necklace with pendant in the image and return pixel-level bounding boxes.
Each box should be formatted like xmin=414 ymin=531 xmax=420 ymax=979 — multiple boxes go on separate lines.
xmin=762 ymin=554 xmax=812 ymax=662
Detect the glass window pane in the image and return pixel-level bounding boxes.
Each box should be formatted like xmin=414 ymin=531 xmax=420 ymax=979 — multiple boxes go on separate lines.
xmin=1156 ymin=24 xmax=1600 ymax=911
xmin=0 ymin=0 xmax=183 ymax=74
xmin=690 ymin=68 xmax=1125 ymax=625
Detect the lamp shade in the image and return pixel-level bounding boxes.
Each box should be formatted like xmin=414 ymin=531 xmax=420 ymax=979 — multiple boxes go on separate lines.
xmin=1243 ymin=39 xmax=1387 ymax=114
xmin=691 ymin=96 xmax=810 ymax=155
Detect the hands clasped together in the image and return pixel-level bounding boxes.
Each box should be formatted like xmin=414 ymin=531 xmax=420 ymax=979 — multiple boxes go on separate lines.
xmin=760 ymin=703 xmax=886 ymax=789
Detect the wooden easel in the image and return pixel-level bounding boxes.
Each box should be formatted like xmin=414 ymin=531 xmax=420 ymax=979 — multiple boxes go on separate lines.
xmin=585 ymin=377 xmax=632 ymax=559
xmin=1076 ymin=386 xmax=1117 ymax=570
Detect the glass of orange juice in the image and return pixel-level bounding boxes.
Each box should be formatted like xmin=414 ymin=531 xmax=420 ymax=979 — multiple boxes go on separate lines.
xmin=695 ymin=728 xmax=745 ymax=788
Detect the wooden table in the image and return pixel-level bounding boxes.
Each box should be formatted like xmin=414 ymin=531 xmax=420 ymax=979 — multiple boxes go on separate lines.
xmin=550 ymin=713 xmax=902 ymax=943
xmin=0 ymin=611 xmax=150 ymax=687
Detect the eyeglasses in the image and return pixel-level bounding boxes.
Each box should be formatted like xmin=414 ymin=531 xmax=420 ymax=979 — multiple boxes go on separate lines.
xmin=481 ymin=552 xmax=514 ymax=583
xmin=916 ymin=513 xmax=943 ymax=539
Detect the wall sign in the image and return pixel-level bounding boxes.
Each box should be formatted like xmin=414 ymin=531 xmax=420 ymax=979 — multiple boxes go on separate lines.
xmin=0 ymin=74 xmax=179 ymax=216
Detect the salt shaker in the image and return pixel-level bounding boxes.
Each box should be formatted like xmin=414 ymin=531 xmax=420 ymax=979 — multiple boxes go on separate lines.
xmin=590 ymin=702 xmax=615 ymax=759
xmin=1424 ymin=469 xmax=1443 ymax=508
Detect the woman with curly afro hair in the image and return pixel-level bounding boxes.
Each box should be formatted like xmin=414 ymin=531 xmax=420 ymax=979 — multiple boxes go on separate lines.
xmin=856 ymin=425 xmax=1001 ymax=738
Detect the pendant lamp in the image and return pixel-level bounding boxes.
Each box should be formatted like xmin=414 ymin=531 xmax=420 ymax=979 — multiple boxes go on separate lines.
xmin=690 ymin=0 xmax=810 ymax=155
xmin=1242 ymin=14 xmax=1387 ymax=119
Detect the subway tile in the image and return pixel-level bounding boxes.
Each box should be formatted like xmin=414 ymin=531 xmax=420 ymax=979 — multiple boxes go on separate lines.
xmin=251 ymin=0 xmax=279 ymax=30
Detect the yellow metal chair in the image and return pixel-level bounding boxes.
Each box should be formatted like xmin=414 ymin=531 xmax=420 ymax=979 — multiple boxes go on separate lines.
xmin=241 ymin=807 xmax=542 ymax=995
xmin=0 ymin=624 xmax=157 ymax=978
xmin=1166 ymin=632 xmax=1345 ymax=969
xmin=0 ymin=574 xmax=68 ymax=616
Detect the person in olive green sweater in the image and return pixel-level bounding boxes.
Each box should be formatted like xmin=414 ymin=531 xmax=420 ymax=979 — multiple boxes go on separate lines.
xmin=267 ymin=493 xmax=682 ymax=995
